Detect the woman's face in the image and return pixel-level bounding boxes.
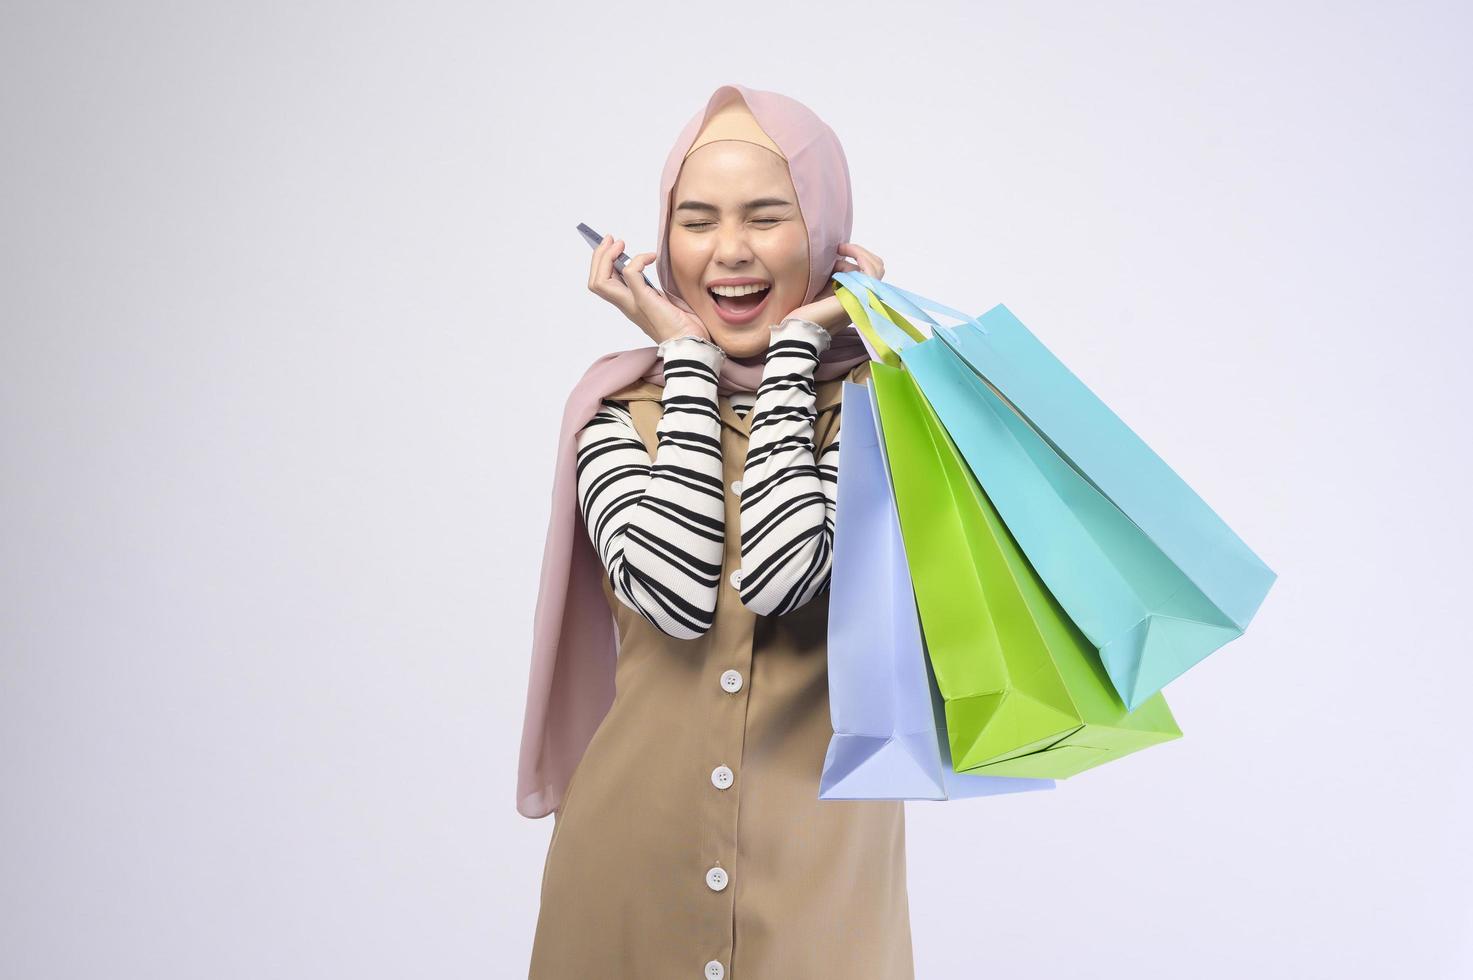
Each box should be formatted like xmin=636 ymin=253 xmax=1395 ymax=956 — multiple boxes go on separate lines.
xmin=667 ymin=140 xmax=810 ymax=359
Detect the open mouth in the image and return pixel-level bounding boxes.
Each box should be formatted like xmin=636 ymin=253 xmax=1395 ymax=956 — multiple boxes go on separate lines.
xmin=707 ymin=283 xmax=772 ymax=324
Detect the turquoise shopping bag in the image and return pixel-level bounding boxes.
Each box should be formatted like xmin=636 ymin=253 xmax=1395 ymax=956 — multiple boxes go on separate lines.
xmin=833 ymin=272 xmax=1277 ymax=708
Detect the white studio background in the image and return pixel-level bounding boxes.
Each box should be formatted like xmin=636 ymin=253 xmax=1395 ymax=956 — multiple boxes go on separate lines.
xmin=2 ymin=2 xmax=1468 ymax=978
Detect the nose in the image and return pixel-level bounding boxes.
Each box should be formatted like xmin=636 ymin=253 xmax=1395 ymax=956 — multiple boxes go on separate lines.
xmin=712 ymin=222 xmax=756 ymax=268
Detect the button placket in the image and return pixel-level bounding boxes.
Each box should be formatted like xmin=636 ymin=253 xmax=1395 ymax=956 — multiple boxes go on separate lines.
xmin=699 ymin=420 xmax=755 ymax=973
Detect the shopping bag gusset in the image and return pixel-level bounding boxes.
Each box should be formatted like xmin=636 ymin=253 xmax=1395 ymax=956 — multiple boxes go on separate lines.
xmin=820 ymin=379 xmax=1053 ymax=800
xmin=836 ymin=271 xmax=1276 ymax=709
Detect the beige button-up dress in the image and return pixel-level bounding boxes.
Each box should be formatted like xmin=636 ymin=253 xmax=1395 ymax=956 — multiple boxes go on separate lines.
xmin=528 ymin=361 xmax=913 ymax=980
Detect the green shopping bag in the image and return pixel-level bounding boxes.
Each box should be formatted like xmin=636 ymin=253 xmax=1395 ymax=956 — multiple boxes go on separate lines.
xmin=868 ymin=358 xmax=1182 ymax=778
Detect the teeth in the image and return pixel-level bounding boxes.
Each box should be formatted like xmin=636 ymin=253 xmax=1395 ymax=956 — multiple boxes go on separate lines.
xmin=709 ymin=283 xmax=770 ymax=297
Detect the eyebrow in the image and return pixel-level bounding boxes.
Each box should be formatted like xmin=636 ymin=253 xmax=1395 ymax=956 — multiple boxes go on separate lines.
xmin=674 ymin=197 xmax=794 ymax=213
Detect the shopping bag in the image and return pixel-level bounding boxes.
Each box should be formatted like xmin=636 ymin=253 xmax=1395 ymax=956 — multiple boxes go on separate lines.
xmin=821 ymin=379 xmax=1053 ymax=800
xmin=866 ymin=355 xmax=1182 ymax=779
xmin=836 ymin=271 xmax=1276 ymax=708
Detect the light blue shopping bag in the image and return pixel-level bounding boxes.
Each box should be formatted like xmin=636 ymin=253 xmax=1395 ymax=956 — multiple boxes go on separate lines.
xmin=820 ymin=379 xmax=1053 ymax=801
xmin=833 ymin=271 xmax=1277 ymax=709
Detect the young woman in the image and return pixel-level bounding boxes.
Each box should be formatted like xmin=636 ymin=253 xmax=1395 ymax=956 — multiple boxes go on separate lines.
xmin=520 ymin=84 xmax=912 ymax=979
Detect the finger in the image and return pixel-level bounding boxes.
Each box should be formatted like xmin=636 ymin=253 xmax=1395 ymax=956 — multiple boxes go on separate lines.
xmin=591 ymin=273 xmax=635 ymax=308
xmin=853 ymin=245 xmax=884 ymax=280
xmin=621 ymin=252 xmax=658 ymax=293
xmin=837 ymin=243 xmax=884 ymax=278
xmin=837 ymin=260 xmax=881 ymax=286
xmin=587 ymin=234 xmax=606 ymax=289
xmin=612 ymin=252 xmax=651 ymax=313
xmin=604 ymin=238 xmax=628 ymax=282
xmin=588 ymin=234 xmax=617 ymax=289
xmin=591 ymin=240 xmax=639 ymax=307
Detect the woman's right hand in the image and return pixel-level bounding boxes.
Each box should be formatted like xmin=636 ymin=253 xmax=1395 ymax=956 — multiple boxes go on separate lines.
xmin=587 ymin=234 xmax=712 ymax=346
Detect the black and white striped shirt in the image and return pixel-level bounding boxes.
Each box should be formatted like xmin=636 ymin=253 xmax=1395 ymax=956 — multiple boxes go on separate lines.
xmin=574 ymin=318 xmax=842 ymax=639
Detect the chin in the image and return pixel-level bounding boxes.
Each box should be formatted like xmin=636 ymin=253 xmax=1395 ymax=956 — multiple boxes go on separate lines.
xmin=695 ymin=308 xmax=762 ymax=357
xmin=705 ymin=326 xmax=768 ymax=360
xmin=696 ymin=290 xmax=802 ymax=360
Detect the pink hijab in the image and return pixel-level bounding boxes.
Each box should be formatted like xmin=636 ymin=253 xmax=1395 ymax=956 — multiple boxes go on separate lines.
xmin=516 ymin=83 xmax=871 ymax=818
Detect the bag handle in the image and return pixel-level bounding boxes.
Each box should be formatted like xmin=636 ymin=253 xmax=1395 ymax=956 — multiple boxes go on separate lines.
xmin=832 ymin=272 xmax=928 ymax=357
xmin=833 ymin=277 xmax=912 ymax=365
xmin=835 ymin=270 xmax=992 ymax=338
xmin=833 ymin=283 xmax=894 ymax=364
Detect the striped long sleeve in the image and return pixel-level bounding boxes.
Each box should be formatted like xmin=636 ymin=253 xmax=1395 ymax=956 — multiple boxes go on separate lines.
xmin=736 ymin=318 xmax=841 ymax=616
xmin=574 ymin=334 xmax=728 ymax=639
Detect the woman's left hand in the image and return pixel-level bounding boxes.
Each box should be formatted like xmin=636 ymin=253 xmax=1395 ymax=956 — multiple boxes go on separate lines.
xmin=782 ymin=243 xmax=886 ymax=335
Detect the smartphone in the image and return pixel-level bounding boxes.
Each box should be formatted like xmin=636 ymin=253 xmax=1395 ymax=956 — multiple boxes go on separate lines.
xmin=577 ymin=222 xmax=657 ymax=290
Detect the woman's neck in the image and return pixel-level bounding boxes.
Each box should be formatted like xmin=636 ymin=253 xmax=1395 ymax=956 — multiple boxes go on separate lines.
xmin=725 ymin=350 xmax=765 ymax=368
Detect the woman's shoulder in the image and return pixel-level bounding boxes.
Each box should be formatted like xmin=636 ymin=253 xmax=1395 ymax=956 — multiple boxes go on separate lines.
xmin=603 ymin=379 xmax=665 ymax=404
xmin=564 ymin=348 xmax=665 ymax=418
xmin=573 ymin=382 xmax=662 ymax=435
xmin=815 ymin=360 xmax=874 ymax=414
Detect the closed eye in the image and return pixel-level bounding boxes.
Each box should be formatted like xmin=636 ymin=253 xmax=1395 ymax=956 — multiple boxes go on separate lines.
xmin=681 ymin=218 xmax=784 ymax=230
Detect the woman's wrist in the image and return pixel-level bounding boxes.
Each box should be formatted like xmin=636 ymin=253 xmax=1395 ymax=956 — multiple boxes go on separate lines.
xmin=657 ymin=331 xmax=726 ymax=365
xmin=779 ymin=294 xmax=848 ymax=336
xmin=769 ymin=316 xmax=832 ymax=355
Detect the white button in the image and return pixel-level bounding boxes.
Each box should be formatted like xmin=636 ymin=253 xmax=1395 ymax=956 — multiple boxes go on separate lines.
xmin=705 ymin=960 xmax=725 ymax=979
xmin=711 ymin=765 xmax=734 ymax=789
xmin=730 ymin=479 xmax=743 ymax=496
xmin=729 ymin=568 xmax=743 ymax=589
xmin=720 ymin=669 xmax=743 ymax=693
xmin=705 ymin=866 xmax=729 ymax=891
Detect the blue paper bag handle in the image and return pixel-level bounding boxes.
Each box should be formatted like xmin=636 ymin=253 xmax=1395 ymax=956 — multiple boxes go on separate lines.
xmin=831 ymin=271 xmax=938 ymax=353
xmin=837 ymin=270 xmax=992 ymax=338
xmin=831 ymin=271 xmax=918 ymax=354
